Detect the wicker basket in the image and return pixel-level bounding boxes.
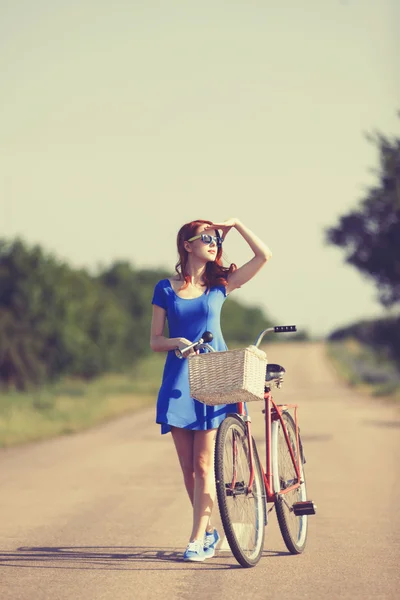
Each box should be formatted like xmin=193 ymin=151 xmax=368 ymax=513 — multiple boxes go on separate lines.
xmin=188 ymin=345 xmax=267 ymax=406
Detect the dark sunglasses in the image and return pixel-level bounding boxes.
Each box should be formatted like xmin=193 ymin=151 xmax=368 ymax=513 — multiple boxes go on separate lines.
xmin=188 ymin=234 xmax=223 ymax=247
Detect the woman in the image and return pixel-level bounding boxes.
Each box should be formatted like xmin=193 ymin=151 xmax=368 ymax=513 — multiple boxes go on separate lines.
xmin=150 ymin=217 xmax=272 ymax=561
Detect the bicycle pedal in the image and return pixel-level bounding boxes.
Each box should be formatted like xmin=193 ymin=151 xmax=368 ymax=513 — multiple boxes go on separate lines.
xmin=292 ymin=501 xmax=317 ymax=516
xmin=225 ymin=481 xmax=246 ymax=496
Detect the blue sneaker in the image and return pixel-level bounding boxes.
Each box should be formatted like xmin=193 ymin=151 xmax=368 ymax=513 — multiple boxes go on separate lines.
xmin=183 ymin=540 xmax=206 ymax=562
xmin=203 ymin=528 xmax=220 ymax=558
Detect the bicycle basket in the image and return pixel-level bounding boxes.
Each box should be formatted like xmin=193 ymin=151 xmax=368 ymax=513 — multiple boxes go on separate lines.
xmin=188 ymin=345 xmax=267 ymax=406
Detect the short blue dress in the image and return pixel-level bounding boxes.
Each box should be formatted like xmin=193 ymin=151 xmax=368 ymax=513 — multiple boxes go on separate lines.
xmin=152 ymin=278 xmax=238 ymax=434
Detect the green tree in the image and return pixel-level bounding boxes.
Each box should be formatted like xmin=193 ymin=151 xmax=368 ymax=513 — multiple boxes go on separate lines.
xmin=221 ymin=296 xmax=274 ymax=345
xmin=325 ymin=121 xmax=400 ymax=307
xmin=0 ymin=239 xmax=132 ymax=388
xmin=97 ymin=261 xmax=170 ymax=358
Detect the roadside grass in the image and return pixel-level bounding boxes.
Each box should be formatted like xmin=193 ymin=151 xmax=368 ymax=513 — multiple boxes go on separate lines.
xmin=0 ymin=353 xmax=165 ymax=448
xmin=326 ymin=338 xmax=400 ymax=402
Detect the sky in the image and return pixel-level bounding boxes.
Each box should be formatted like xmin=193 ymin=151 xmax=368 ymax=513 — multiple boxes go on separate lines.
xmin=1 ymin=0 xmax=399 ymax=338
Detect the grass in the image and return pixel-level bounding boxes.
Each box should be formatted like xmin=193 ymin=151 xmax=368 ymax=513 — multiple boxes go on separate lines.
xmin=0 ymin=353 xmax=166 ymax=448
xmin=326 ymin=338 xmax=400 ymax=402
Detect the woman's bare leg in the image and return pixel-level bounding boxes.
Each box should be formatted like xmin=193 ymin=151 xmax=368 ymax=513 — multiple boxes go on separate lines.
xmin=190 ymin=429 xmax=217 ymax=541
xmin=171 ymin=427 xmax=195 ymax=504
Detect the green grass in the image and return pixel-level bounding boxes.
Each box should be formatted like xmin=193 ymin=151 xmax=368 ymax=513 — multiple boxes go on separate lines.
xmin=326 ymin=338 xmax=400 ymax=402
xmin=0 ymin=353 xmax=166 ymax=448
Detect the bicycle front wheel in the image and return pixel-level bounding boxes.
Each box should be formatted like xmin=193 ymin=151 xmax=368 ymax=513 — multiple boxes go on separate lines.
xmin=215 ymin=415 xmax=266 ymax=568
xmin=272 ymin=411 xmax=308 ymax=554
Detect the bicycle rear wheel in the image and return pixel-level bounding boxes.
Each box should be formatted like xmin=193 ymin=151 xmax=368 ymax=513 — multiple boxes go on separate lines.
xmin=272 ymin=411 xmax=308 ymax=553
xmin=215 ymin=415 xmax=266 ymax=568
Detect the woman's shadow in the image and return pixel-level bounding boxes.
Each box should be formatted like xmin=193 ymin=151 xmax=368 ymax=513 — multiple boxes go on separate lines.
xmin=0 ymin=545 xmax=287 ymax=571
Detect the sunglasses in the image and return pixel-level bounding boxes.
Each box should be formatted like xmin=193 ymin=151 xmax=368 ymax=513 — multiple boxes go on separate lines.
xmin=188 ymin=234 xmax=223 ymax=247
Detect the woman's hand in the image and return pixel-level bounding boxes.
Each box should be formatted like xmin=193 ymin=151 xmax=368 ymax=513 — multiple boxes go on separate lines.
xmin=176 ymin=337 xmax=197 ymax=355
xmin=205 ymin=218 xmax=239 ymax=241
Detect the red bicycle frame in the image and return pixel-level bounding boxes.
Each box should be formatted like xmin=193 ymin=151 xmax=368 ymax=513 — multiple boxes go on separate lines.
xmin=235 ymin=391 xmax=302 ymax=503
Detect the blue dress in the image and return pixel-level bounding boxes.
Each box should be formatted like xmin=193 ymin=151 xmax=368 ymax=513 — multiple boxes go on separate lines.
xmin=152 ymin=278 xmax=238 ymax=434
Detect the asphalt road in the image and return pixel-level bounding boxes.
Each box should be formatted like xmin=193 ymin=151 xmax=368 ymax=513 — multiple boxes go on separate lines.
xmin=1 ymin=342 xmax=399 ymax=600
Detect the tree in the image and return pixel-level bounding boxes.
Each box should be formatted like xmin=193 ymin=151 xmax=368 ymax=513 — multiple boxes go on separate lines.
xmin=221 ymin=297 xmax=273 ymax=345
xmin=325 ymin=120 xmax=400 ymax=307
xmin=0 ymin=239 xmax=133 ymax=388
xmin=97 ymin=261 xmax=170 ymax=359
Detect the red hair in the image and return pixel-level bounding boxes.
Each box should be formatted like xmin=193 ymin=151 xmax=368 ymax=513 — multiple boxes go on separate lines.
xmin=175 ymin=219 xmax=236 ymax=290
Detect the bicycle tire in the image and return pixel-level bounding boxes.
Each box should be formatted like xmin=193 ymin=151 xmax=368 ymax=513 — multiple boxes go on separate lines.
xmin=271 ymin=411 xmax=308 ymax=554
xmin=215 ymin=415 xmax=266 ymax=568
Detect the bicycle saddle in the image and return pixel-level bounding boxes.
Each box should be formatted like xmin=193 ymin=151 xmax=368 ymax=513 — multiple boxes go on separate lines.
xmin=265 ymin=363 xmax=286 ymax=382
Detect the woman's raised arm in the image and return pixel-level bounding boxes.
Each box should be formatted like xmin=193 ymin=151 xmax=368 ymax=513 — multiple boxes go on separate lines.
xmin=205 ymin=218 xmax=272 ymax=294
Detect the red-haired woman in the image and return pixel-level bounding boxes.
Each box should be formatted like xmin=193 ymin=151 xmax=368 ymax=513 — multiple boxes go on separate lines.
xmin=150 ymin=218 xmax=272 ymax=561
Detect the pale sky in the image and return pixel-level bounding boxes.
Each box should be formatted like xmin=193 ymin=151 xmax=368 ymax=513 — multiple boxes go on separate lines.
xmin=1 ymin=0 xmax=399 ymax=337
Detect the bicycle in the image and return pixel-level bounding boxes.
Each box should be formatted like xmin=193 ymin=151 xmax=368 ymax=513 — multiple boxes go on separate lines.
xmin=177 ymin=325 xmax=317 ymax=568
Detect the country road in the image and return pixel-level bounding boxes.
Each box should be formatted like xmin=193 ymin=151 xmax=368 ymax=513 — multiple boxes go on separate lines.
xmin=1 ymin=342 xmax=399 ymax=600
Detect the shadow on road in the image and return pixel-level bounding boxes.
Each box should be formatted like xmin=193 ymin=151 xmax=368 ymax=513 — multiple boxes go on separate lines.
xmin=362 ymin=419 xmax=400 ymax=429
xmin=0 ymin=546 xmax=288 ymax=571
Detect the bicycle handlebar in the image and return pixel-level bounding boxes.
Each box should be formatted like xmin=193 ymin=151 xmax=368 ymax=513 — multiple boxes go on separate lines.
xmin=175 ymin=331 xmax=214 ymax=359
xmin=254 ymin=325 xmax=297 ymax=347
xmin=273 ymin=325 xmax=297 ymax=334
xmin=175 ymin=325 xmax=297 ymax=358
